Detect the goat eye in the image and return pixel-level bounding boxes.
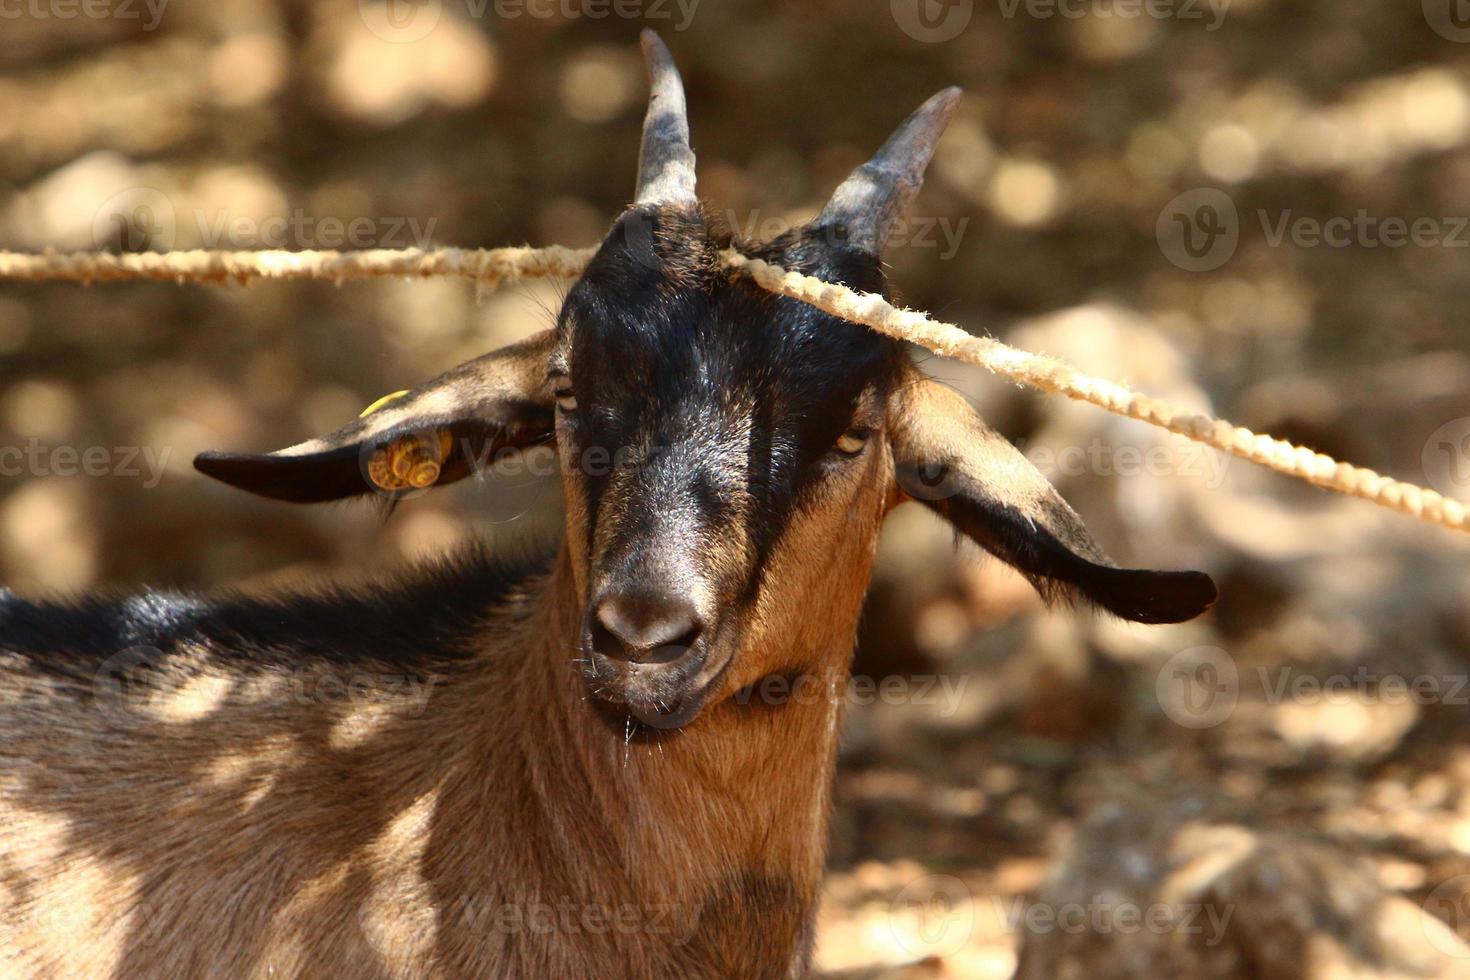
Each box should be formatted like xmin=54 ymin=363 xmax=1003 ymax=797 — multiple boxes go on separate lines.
xmin=833 ymin=427 xmax=870 ymax=457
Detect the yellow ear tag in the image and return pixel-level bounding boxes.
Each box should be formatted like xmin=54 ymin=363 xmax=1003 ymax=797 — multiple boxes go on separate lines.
xmin=367 ymin=430 xmax=453 ymax=493
xmin=360 ymin=389 xmax=411 ymax=418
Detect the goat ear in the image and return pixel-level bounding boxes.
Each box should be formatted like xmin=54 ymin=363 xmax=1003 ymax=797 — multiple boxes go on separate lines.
xmin=194 ymin=330 xmax=556 ymax=504
xmin=887 ymin=377 xmax=1216 ymax=624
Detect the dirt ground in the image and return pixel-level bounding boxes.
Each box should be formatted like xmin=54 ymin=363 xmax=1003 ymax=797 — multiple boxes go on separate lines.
xmin=5 ymin=2 xmax=1470 ymax=976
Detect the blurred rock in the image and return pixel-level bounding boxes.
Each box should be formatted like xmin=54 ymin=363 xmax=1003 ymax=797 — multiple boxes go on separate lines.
xmin=1018 ymin=795 xmax=1470 ymax=980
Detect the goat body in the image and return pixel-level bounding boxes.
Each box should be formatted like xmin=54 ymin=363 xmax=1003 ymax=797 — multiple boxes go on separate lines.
xmin=1 ymin=538 xmax=868 ymax=978
xmin=0 ymin=32 xmax=1214 ymax=980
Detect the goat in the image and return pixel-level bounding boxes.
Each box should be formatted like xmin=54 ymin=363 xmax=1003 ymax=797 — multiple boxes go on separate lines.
xmin=0 ymin=32 xmax=1216 ymax=979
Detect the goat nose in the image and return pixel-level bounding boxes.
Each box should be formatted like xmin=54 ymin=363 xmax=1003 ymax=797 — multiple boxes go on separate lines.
xmin=591 ymin=594 xmax=704 ymax=663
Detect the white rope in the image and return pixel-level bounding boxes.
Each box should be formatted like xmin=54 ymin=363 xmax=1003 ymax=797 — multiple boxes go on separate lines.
xmin=3 ymin=244 xmax=1463 ymax=535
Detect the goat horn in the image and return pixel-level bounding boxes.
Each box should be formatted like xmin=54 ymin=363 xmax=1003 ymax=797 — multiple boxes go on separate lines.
xmin=815 ymin=86 xmax=962 ymax=255
xmin=634 ymin=30 xmax=698 ymax=207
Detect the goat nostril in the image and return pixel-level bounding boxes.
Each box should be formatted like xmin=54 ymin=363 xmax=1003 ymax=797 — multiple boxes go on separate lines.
xmin=592 ymin=596 xmax=703 ymax=664
xmin=589 ymin=614 xmax=628 ymax=663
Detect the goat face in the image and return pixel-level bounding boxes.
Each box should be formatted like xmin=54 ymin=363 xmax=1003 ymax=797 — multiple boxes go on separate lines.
xmin=551 ymin=204 xmax=905 ymax=727
xmin=195 ymin=32 xmax=1217 ymax=730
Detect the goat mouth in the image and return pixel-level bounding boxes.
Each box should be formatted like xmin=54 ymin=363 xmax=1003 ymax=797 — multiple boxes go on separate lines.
xmin=577 ymin=635 xmax=732 ymax=732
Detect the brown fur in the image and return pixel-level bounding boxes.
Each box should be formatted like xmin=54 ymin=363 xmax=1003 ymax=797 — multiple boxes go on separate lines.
xmin=4 ymin=42 xmax=1148 ymax=978
xmin=0 ymin=368 xmax=902 ymax=979
xmin=0 ymin=339 xmax=1217 ymax=979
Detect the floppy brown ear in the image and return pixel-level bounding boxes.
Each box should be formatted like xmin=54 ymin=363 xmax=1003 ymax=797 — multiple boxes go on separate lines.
xmin=194 ymin=330 xmax=556 ymax=503
xmin=888 ymin=376 xmax=1216 ymax=624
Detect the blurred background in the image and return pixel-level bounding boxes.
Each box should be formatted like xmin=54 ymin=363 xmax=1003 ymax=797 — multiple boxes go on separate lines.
xmin=4 ymin=1 xmax=1470 ymax=976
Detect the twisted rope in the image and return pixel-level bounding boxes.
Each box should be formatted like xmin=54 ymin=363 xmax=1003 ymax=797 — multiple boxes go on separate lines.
xmin=720 ymin=252 xmax=1467 ymax=534
xmin=2 ymin=245 xmax=1464 ymax=535
xmin=0 ymin=246 xmax=596 ymax=286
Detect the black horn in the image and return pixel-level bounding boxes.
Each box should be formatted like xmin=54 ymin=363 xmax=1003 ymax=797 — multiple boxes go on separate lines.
xmin=814 ymin=86 xmax=962 ymax=255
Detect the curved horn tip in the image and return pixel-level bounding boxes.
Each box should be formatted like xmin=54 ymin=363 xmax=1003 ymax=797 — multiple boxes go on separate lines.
xmin=878 ymin=86 xmax=964 ymax=167
xmin=639 ymin=29 xmax=674 ymax=73
xmin=928 ymin=86 xmax=965 ymax=114
xmin=814 ymin=85 xmax=963 ymax=254
xmin=921 ymin=86 xmax=964 ymax=135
